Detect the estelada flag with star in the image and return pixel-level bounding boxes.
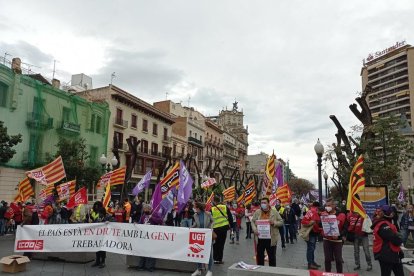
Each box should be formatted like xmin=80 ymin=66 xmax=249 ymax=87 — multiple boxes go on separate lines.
xmin=346 ymin=155 xmax=367 ymax=218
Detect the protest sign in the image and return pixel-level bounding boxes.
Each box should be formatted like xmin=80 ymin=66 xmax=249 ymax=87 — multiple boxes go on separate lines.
xmin=256 ymin=220 xmax=271 ymax=239
xmin=15 ymin=222 xmax=212 ymax=264
xmin=321 ymin=215 xmax=340 ymax=237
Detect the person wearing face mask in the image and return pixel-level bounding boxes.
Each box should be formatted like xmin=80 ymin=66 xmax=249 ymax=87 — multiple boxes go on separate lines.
xmin=399 ymin=204 xmax=414 ymax=247
xmin=282 ymin=204 xmax=296 ymax=244
xmin=320 ymin=198 xmax=347 ymax=273
xmin=372 ymin=205 xmax=404 ymax=276
xmin=251 ymin=197 xmax=284 ymax=267
xmin=191 ymin=202 xmax=214 ymax=276
xmin=229 ymin=202 xmax=239 ymax=244
xmin=301 ymin=201 xmax=322 ymax=269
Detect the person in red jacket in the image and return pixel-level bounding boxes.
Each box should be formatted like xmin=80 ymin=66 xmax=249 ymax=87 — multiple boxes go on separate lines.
xmin=347 ymin=211 xmax=372 ymax=271
xmin=301 ymin=201 xmax=322 ymax=269
xmin=372 ymin=205 xmax=404 ymax=276
xmin=320 ymin=198 xmax=346 ymax=273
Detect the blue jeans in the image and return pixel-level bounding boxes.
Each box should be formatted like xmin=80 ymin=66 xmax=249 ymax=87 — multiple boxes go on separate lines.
xmin=230 ymin=222 xmax=239 ymax=242
xmin=197 ymin=245 xmax=213 ymax=271
xmin=181 ymin=218 xmax=192 ymax=227
xmin=402 ymin=229 xmax=414 ymax=246
xmin=306 ymin=234 xmax=317 ymax=265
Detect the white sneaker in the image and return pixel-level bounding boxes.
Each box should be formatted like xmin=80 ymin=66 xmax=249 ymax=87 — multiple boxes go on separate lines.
xmin=191 ymin=269 xmax=202 ymax=276
xmin=206 ymin=271 xmax=213 ymax=276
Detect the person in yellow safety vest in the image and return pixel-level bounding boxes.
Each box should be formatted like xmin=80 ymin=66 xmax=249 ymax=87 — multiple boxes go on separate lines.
xmin=211 ymin=195 xmax=234 ymax=264
xmin=71 ymin=204 xmax=86 ymax=223
xmin=275 ymin=201 xmax=286 ymax=248
xmin=123 ymin=199 xmax=131 ymax=223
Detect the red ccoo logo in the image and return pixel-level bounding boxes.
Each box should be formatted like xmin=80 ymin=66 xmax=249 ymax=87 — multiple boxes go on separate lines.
xmin=17 ymin=240 xmax=44 ymax=250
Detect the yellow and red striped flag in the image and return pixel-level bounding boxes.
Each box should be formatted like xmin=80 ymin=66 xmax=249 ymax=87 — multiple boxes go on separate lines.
xmin=57 ymin=180 xmax=76 ymax=201
xmin=346 ymin=155 xmax=367 ymax=217
xmin=205 ymin=192 xmax=215 ymax=212
xmin=222 ymin=185 xmax=236 ymax=202
xmin=237 ymin=193 xmax=245 ymax=206
xmin=275 ymin=183 xmax=292 ymax=205
xmin=26 ymin=156 xmax=66 ymax=185
xmin=14 ymin=177 xmax=34 ymax=202
xmin=160 ymin=162 xmax=180 ymax=199
xmin=244 ymin=180 xmax=256 ymax=205
xmin=98 ymin=167 xmax=126 ymax=187
xmin=102 ymin=183 xmax=111 ymax=210
xmin=262 ymin=154 xmax=276 ymax=197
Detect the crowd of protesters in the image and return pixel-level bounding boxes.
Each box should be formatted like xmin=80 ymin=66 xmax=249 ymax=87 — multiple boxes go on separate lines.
xmin=3 ymin=192 xmax=413 ymax=276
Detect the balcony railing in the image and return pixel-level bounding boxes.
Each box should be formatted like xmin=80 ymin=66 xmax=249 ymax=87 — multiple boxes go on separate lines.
xmin=188 ymin=136 xmax=203 ymax=146
xmin=224 ymin=140 xmax=236 ymax=148
xmin=26 ymin=112 xmax=54 ymax=130
xmin=223 ymin=151 xmax=238 ymax=160
xmin=113 ymin=118 xmax=128 ymax=128
xmin=163 ymin=136 xmax=171 ymax=143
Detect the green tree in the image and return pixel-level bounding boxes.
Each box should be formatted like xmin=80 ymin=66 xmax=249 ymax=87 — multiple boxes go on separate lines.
xmin=289 ymin=178 xmax=315 ymax=197
xmin=327 ymin=116 xmax=414 ymax=200
xmin=0 ymin=121 xmax=22 ymax=163
xmin=54 ymin=138 xmax=101 ymax=192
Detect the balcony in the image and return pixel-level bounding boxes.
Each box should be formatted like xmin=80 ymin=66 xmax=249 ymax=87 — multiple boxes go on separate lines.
xmin=188 ymin=136 xmax=203 ymax=147
xmin=223 ymin=140 xmax=236 ymax=148
xmin=58 ymin=121 xmax=81 ymax=135
xmin=112 ymin=142 xmax=128 ymax=152
xmin=162 ymin=136 xmax=171 ymax=144
xmin=113 ymin=118 xmax=128 ymax=129
xmin=223 ymin=151 xmax=238 ymax=160
xmin=26 ymin=113 xmax=53 ymax=130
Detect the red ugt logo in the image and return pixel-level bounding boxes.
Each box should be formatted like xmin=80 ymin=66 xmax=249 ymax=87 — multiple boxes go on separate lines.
xmin=188 ymin=232 xmax=205 ymax=257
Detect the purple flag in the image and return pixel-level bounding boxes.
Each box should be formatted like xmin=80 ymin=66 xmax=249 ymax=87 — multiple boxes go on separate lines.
xmin=177 ymin=161 xmax=194 ymax=213
xmin=132 ymin=170 xmax=152 ymax=196
xmin=276 ymin=164 xmax=283 ymax=187
xmin=151 ymin=183 xmax=162 ymax=210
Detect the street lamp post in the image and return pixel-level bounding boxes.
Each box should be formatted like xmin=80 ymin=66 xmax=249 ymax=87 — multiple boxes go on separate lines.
xmin=314 ymin=139 xmax=324 ymax=203
xmin=323 ymin=171 xmax=328 ymax=198
xmin=99 ymin=154 xmax=118 ymax=173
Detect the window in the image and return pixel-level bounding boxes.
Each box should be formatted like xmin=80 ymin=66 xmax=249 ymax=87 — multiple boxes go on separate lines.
xmin=181 ymin=146 xmax=185 ymax=155
xmin=62 ymin=107 xmax=71 ymax=122
xmin=145 ymin=159 xmax=153 ymax=174
xmin=189 ymin=130 xmax=192 ymax=137
xmin=0 ymin=83 xmax=8 ymax=107
xmin=89 ymin=146 xmax=98 ymax=166
xmin=96 ymin=116 xmax=102 ymax=134
xmin=113 ymin=131 xmax=123 ymax=149
xmin=134 ymin=157 xmax=144 ymax=174
xmin=130 ymin=136 xmax=137 ymax=145
xmin=142 ymin=119 xmax=148 ymax=132
xmin=163 ymin=128 xmax=168 ymax=140
xmin=90 ymin=114 xmax=96 ymax=131
xmin=200 ymin=135 xmax=202 ymax=142
xmin=153 ymin=123 xmax=158 ymax=135
xmin=173 ymin=144 xmax=177 ymax=156
xmin=141 ymin=139 xmax=148 ymax=154
xmin=151 ymin=143 xmax=158 ymax=155
xmin=131 ymin=114 xmax=137 ymax=128
xmin=162 ymin=146 xmax=168 ymax=157
xmin=116 ymin=108 xmax=123 ymax=124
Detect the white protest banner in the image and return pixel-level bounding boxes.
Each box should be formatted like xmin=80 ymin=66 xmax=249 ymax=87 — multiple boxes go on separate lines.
xmin=256 ymin=220 xmax=271 ymax=239
xmin=321 ymin=215 xmax=340 ymax=236
xmin=15 ymin=222 xmax=212 ymax=264
xmin=201 ymin=178 xmax=216 ymax=189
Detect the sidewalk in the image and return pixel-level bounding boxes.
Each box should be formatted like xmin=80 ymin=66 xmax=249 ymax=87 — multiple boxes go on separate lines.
xmin=0 ymin=231 xmax=397 ymax=276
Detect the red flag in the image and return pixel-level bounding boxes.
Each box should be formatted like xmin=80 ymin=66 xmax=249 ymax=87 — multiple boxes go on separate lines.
xmin=244 ymin=180 xmax=256 ymax=205
xmin=57 ymin=180 xmax=76 ymax=201
xmin=222 ymin=186 xmax=236 ymax=202
xmin=275 ymin=183 xmax=292 ymax=205
xmin=98 ymin=167 xmax=126 ymax=187
xmin=205 ymin=192 xmax=215 ymax=212
xmin=160 ymin=162 xmax=180 ymax=199
xmin=66 ymin=187 xmax=88 ymax=209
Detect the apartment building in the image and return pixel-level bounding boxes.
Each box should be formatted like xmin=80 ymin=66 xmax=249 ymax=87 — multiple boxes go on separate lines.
xmin=77 ymin=85 xmax=174 ymax=199
xmin=204 ymin=119 xmax=224 ymax=179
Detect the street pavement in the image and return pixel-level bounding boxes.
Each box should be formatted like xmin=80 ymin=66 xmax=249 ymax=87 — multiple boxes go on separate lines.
xmin=0 ymin=228 xmax=409 ymax=276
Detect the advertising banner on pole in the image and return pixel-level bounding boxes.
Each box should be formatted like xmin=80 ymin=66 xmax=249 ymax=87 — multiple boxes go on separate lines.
xmin=14 ymin=223 xmax=212 ymax=264
xmin=358 ymin=185 xmax=388 ymax=219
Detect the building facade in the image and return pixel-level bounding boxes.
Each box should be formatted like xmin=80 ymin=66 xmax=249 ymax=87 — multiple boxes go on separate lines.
xmin=204 ymin=119 xmax=224 ymax=180
xmin=0 ymin=61 xmax=110 ymax=202
xmin=361 ymin=41 xmax=414 ymax=189
xmin=77 ymin=85 xmax=174 ymax=200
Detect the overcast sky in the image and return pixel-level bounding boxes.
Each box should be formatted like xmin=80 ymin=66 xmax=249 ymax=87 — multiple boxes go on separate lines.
xmin=1 ymin=1 xmax=414 ymax=185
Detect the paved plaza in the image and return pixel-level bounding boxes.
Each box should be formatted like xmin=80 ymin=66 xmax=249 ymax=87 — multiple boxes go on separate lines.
xmin=0 ymin=227 xmax=400 ymax=276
